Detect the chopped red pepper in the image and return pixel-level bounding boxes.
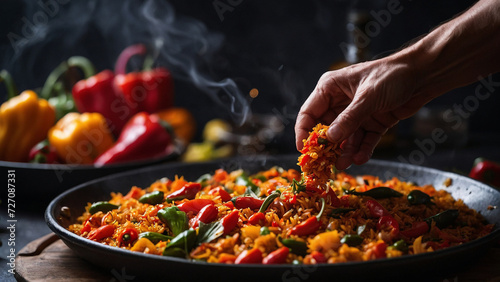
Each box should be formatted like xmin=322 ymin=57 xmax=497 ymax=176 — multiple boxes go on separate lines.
xmin=189 ymin=204 xmax=218 ymax=229
xmin=262 ymin=247 xmax=289 ymax=264
xmin=80 ymin=219 xmax=92 ymax=234
xmin=310 ymin=251 xmax=327 ymax=264
xmin=248 ymin=212 xmax=266 ymax=226
xmin=208 ymin=187 xmax=232 ymax=202
xmin=165 ymin=182 xmax=201 ymax=202
xmin=289 ymin=194 xmax=297 ymax=204
xmin=365 ymin=199 xmax=389 ymax=218
xmin=218 ymin=253 xmax=237 ymax=264
xmin=222 ymin=209 xmax=240 ymax=235
xmin=123 ymin=187 xmax=143 ymax=200
xmin=321 ymin=188 xmax=341 ymax=207
xmin=224 ymin=201 xmax=235 ymax=210
xmin=213 ymin=169 xmax=229 ymax=183
xmin=340 ymin=195 xmax=350 ymax=207
xmin=87 ymin=224 xmax=115 ymax=241
xmin=373 ymin=242 xmax=387 ymax=259
xmin=235 ymin=248 xmax=262 ymax=264
xmin=233 ymin=197 xmax=264 ymax=210
xmin=377 ymin=215 xmax=400 ymax=237
xmin=288 ymin=198 xmax=325 ymax=236
xmin=400 ymin=221 xmax=430 ymax=238
xmin=94 ymin=112 xmax=172 ymax=165
xmin=177 ymin=199 xmax=215 ymax=214
xmin=117 ymin=228 xmax=139 ymax=246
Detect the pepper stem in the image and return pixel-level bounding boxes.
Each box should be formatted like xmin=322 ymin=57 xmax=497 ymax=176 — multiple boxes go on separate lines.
xmin=68 ymin=56 xmax=96 ymax=79
xmin=258 ymin=190 xmax=281 ymax=213
xmin=0 ymin=70 xmax=19 ymax=99
xmin=316 ymin=197 xmax=326 ymax=221
xmin=115 ymin=44 xmax=147 ymax=75
xmin=40 ymin=61 xmax=69 ymax=100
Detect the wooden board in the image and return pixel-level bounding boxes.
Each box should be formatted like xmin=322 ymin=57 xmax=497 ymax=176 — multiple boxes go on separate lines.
xmin=15 ymin=233 xmax=500 ymax=281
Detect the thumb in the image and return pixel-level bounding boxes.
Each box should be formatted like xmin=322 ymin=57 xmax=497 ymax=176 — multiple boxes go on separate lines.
xmin=327 ymin=97 xmax=372 ymax=143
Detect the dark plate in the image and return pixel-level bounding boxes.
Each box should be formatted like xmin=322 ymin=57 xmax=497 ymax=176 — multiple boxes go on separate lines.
xmin=45 ymin=155 xmax=500 ymax=281
xmin=2 ymin=139 xmax=183 ymax=204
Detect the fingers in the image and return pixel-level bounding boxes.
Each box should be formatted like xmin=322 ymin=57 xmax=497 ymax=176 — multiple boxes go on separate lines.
xmin=326 ymin=94 xmax=371 ymax=144
xmin=336 ymin=129 xmax=364 ymax=170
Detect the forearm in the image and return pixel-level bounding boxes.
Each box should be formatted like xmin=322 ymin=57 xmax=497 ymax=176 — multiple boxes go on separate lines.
xmin=399 ymin=0 xmax=500 ymax=99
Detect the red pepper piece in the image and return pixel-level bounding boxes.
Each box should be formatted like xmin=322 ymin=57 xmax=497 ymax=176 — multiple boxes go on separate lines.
xmin=94 ymin=112 xmax=172 ymax=165
xmin=469 ymin=158 xmax=500 ymax=187
xmin=208 ymin=187 xmax=232 ymax=202
xmin=177 ymin=198 xmax=214 ymax=214
xmin=117 ymin=227 xmax=139 ymax=246
xmin=28 ymin=139 xmax=59 ymax=164
xmin=222 ymin=209 xmax=239 ymax=235
xmin=340 ymin=195 xmax=350 ymax=207
xmin=365 ymin=199 xmax=389 ymax=218
xmin=377 ymin=215 xmax=400 ymax=238
xmin=289 ymin=194 xmax=297 ymax=204
xmin=248 ymin=212 xmax=266 ymax=226
xmin=73 ymin=70 xmax=133 ymax=136
xmin=310 ymin=251 xmax=327 ymax=264
xmin=299 ymin=154 xmax=311 ymax=166
xmin=166 ymin=182 xmax=202 ymax=202
xmin=87 ymin=224 xmax=115 ymax=241
xmin=288 ymin=198 xmax=326 ymax=236
xmin=321 ymin=188 xmax=341 ymax=207
xmin=233 ymin=197 xmax=264 ymax=210
xmin=224 ymin=201 xmax=235 ymax=210
xmin=235 ymin=248 xmax=262 ymax=264
xmin=80 ymin=219 xmax=92 ymax=234
xmin=373 ymin=242 xmax=387 ymax=258
xmin=189 ymin=204 xmax=218 ymax=229
xmin=400 ymin=221 xmax=430 ymax=238
xmin=262 ymin=247 xmax=289 ymax=264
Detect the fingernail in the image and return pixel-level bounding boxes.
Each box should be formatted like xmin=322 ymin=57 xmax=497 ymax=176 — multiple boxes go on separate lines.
xmin=327 ymin=126 xmax=341 ymax=142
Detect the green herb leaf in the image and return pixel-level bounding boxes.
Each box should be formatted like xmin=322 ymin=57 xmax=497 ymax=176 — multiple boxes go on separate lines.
xmin=196 ymin=221 xmax=224 ymax=245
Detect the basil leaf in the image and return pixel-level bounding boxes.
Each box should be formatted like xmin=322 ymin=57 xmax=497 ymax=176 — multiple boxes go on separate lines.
xmin=196 ymin=221 xmax=224 ymax=245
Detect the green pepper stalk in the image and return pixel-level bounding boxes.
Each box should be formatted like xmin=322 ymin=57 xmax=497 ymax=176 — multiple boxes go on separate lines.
xmin=247 ymin=190 xmax=281 ymax=225
xmin=344 ymin=187 xmax=403 ymax=199
xmin=158 ymin=206 xmax=189 ymax=236
xmin=0 ymin=70 xmax=18 ymax=99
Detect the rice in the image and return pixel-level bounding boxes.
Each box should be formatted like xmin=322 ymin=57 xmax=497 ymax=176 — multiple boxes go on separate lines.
xmin=68 ymin=166 xmax=493 ymax=264
xmin=298 ymin=123 xmax=342 ymax=185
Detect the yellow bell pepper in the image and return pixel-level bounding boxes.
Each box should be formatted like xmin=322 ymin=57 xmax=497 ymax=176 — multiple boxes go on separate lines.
xmin=48 ymin=112 xmax=114 ymax=164
xmin=0 ymin=90 xmax=56 ymax=162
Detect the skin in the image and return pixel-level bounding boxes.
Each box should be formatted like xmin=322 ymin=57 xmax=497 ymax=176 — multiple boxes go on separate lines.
xmin=295 ymin=0 xmax=500 ymax=170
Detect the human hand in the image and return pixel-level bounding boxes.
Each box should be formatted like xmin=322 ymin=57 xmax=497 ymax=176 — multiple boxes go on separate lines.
xmin=295 ymin=56 xmax=434 ymax=170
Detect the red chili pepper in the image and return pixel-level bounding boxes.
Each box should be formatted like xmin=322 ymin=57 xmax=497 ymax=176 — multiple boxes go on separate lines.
xmin=310 ymin=251 xmax=327 ymax=264
xmin=213 ymin=169 xmax=228 ymax=182
xmin=208 ymin=187 xmax=232 ymax=202
xmin=224 ymin=201 xmax=235 ymax=210
xmin=73 ymin=70 xmax=132 ymax=136
xmin=321 ymin=188 xmax=341 ymax=207
xmin=117 ymin=228 xmax=139 ymax=246
xmin=289 ymin=194 xmax=297 ymax=204
xmin=80 ymin=219 xmax=92 ymax=234
xmin=248 ymin=212 xmax=266 ymax=225
xmin=114 ymin=44 xmax=174 ymax=114
xmin=166 ymin=182 xmax=202 ymax=202
xmin=288 ymin=198 xmax=326 ymax=236
xmin=469 ymin=158 xmax=500 ymax=187
xmin=299 ymin=154 xmax=311 ymax=166
xmin=300 ymin=132 xmax=318 ymax=154
xmin=262 ymin=247 xmax=289 ymax=264
xmin=272 ymin=221 xmax=279 ymax=227
xmin=377 ymin=215 xmax=400 ymax=236
xmin=235 ymin=248 xmax=262 ymax=264
xmin=94 ymin=112 xmax=172 ymax=165
xmin=222 ymin=209 xmax=240 ymax=235
xmin=400 ymin=221 xmax=430 ymax=238
xmin=365 ymin=199 xmax=389 ymax=218
xmin=177 ymin=199 xmax=214 ymax=214
xmin=87 ymin=224 xmax=115 ymax=241
xmin=373 ymin=242 xmax=387 ymax=259
xmin=189 ymin=204 xmax=218 ymax=229
xmin=233 ymin=197 xmax=264 ymax=210
xmin=28 ymin=139 xmax=59 ymax=164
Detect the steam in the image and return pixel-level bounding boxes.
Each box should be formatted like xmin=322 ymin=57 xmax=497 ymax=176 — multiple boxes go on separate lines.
xmin=4 ymin=0 xmax=250 ymax=125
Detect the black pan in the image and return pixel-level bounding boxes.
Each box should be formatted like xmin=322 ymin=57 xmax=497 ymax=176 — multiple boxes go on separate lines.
xmin=45 ymin=155 xmax=500 ymax=281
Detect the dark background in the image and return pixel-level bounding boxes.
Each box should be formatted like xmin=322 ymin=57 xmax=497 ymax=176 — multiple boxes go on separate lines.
xmin=0 ymin=0 xmax=498 ymax=169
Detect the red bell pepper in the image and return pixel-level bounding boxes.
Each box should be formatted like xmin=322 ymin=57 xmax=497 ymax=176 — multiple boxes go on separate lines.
xmin=114 ymin=44 xmax=174 ymax=114
xmin=235 ymin=248 xmax=262 ymax=264
xmin=248 ymin=212 xmax=266 ymax=226
xmin=166 ymin=182 xmax=202 ymax=202
xmin=262 ymin=247 xmax=289 ymax=264
xmin=72 ymin=69 xmax=132 ymax=136
xmin=233 ymin=197 xmax=264 ymax=210
xmin=87 ymin=224 xmax=115 ymax=241
xmin=310 ymin=251 xmax=327 ymax=264
xmin=93 ymin=112 xmax=172 ymax=166
xmin=177 ymin=199 xmax=214 ymax=214
xmin=189 ymin=204 xmax=218 ymax=228
xmin=469 ymin=158 xmax=500 ymax=187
